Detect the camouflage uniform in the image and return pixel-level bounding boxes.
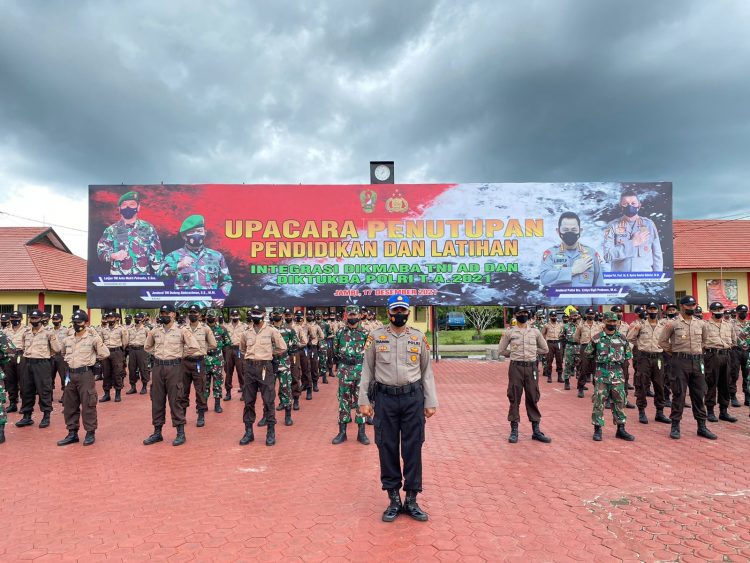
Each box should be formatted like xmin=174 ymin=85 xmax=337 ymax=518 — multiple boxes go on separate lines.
xmin=562 ymin=321 xmax=579 ymax=382
xmin=275 ymin=320 xmax=299 ymax=410
xmin=333 ymin=321 xmax=368 ymax=425
xmin=158 ymin=246 xmax=233 ymax=308
xmin=205 ymin=320 xmax=231 ymax=400
xmin=533 ymin=315 xmax=547 ymax=373
xmin=317 ymin=314 xmax=331 ymax=380
xmin=740 ymin=323 xmax=750 ymax=385
xmin=0 ymin=331 xmax=15 ymax=427
xmin=586 ymin=326 xmax=633 ymax=427
xmin=97 ymin=218 xmax=163 ymax=275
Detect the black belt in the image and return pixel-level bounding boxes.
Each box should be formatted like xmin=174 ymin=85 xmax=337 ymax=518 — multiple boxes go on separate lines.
xmin=108 ymin=346 xmax=122 ymax=352
xmin=596 ymin=362 xmax=623 ymax=369
xmin=129 ymin=345 xmax=144 ymax=350
xmin=184 ymin=355 xmax=205 ymax=362
xmin=154 ymin=358 xmax=181 ymax=366
xmin=376 ymin=381 xmax=422 ymax=396
xmin=230 ymin=345 xmax=240 ymax=349
xmin=546 ymin=340 xmax=560 ymax=344
xmin=14 ymin=350 xmax=24 ymax=355
xmin=511 ymin=360 xmax=536 ymax=367
xmin=69 ymin=366 xmax=92 ymax=374
xmin=675 ymin=353 xmax=702 ymax=360
xmin=340 ymin=358 xmax=359 ymax=365
xmin=639 ymin=352 xmax=662 ymax=358
xmin=26 ymin=358 xmax=51 ymax=364
xmin=245 ymin=359 xmax=272 ymax=366
xmin=208 ymin=349 xmax=220 ymax=356
xmin=705 ymin=348 xmax=729 ymax=355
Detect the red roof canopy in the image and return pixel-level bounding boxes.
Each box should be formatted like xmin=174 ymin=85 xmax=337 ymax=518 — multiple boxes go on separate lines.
xmin=0 ymin=227 xmax=87 ymax=292
xmin=673 ymin=220 xmax=750 ymax=270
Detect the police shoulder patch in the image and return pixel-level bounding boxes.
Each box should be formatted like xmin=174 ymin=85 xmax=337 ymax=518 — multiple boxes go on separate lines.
xmin=364 ymin=335 xmax=374 ymax=350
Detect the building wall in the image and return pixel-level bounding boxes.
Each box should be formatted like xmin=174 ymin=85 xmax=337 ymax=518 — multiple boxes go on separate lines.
xmin=675 ymin=271 xmax=750 ymax=309
xmin=0 ymin=291 xmax=101 ymax=326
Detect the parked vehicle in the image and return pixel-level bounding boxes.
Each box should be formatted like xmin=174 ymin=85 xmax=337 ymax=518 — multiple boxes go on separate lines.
xmin=438 ymin=311 xmax=466 ymax=330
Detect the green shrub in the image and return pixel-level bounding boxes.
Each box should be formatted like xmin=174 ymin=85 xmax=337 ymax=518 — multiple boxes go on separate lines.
xmin=483 ymin=333 xmax=501 ymax=344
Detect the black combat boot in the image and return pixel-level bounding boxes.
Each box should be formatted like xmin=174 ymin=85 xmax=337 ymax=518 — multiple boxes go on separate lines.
xmin=322 ymin=374 xmax=328 ymax=384
xmin=707 ymin=407 xmax=718 ymax=422
xmin=214 ymin=397 xmax=223 ymax=413
xmin=382 ymin=489 xmax=402 ymax=522
xmin=719 ymin=408 xmax=737 ymax=423
xmin=143 ymin=425 xmax=163 ymax=445
xmin=697 ymin=419 xmax=717 ymax=440
xmin=15 ymin=413 xmax=33 ymax=427
xmin=284 ymin=407 xmax=293 ymax=426
xmin=564 ymin=381 xmax=571 ymax=390
xmin=403 ymin=491 xmax=429 ymax=522
xmin=172 ymin=425 xmax=186 ymax=446
xmin=276 ymin=403 xmax=285 ymax=411
xmin=646 ymin=387 xmax=655 ymax=398
xmin=655 ymin=409 xmax=670 ymax=423
xmin=306 ymin=388 xmax=313 ymax=400
xmin=669 ymin=420 xmax=681 ymax=439
xmin=546 ymin=374 xmax=552 ymax=383
xmin=730 ymin=394 xmax=741 ymax=408
xmin=83 ymin=430 xmax=96 ymax=446
xmin=357 ymin=423 xmax=370 ymax=445
xmin=39 ymin=412 xmax=51 ymax=428
xmin=531 ymin=421 xmax=551 ymax=443
xmin=293 ymin=397 xmax=300 ymax=411
xmin=615 ymin=424 xmax=635 ymax=441
xmin=265 ymin=423 xmax=276 ymax=446
xmin=100 ymin=391 xmax=111 ymax=402
xmin=197 ymin=411 xmax=205 ymax=427
xmin=224 ymin=390 xmax=232 ymax=401
xmin=257 ymin=415 xmax=268 ymax=427
xmin=625 ymin=400 xmax=636 ymax=409
xmin=745 ymin=395 xmax=750 ymax=406
xmin=593 ymin=425 xmax=602 ymax=441
xmin=0 ymin=424 xmax=5 ymax=444
xmin=577 ymin=389 xmax=584 ymax=398
xmin=313 ymin=382 xmax=319 ymax=392
xmin=7 ymin=402 xmax=17 ymax=413
xmin=114 ymin=389 xmax=122 ymax=402
xmin=239 ymin=424 xmax=254 ymax=445
xmin=126 ymin=385 xmax=137 ymax=395
xmin=331 ymin=423 xmax=347 ymax=444
xmin=140 ymin=384 xmax=148 ymax=394
xmin=638 ymin=409 xmax=648 ymax=424
xmin=57 ymin=430 xmax=79 ymax=446
xmin=366 ymin=416 xmax=374 ymax=425
xmin=508 ymin=421 xmax=519 ymax=444
xmin=557 ymin=375 xmax=563 ymax=383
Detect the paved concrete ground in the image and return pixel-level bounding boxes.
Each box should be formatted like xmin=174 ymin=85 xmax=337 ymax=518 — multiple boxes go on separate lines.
xmin=3 ymin=359 xmax=750 ymax=562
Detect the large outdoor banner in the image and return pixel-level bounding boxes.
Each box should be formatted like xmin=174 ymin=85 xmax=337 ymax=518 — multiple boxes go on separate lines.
xmin=87 ymin=183 xmax=674 ymax=308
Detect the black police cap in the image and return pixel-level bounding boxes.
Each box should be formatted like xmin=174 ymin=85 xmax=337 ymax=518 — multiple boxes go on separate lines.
xmin=737 ymin=304 xmax=749 ymax=313
xmin=230 ymin=309 xmax=240 ymax=315
xmin=283 ymin=308 xmax=293 ymax=314
xmin=585 ymin=307 xmax=595 ymax=314
xmin=666 ymin=303 xmax=677 ymax=309
xmin=695 ymin=305 xmax=703 ymax=312
xmin=709 ymin=301 xmax=724 ymax=311
xmin=11 ymin=310 xmax=22 ymax=317
xmin=647 ymin=302 xmax=658 ymax=309
xmin=72 ymin=311 xmax=89 ymax=322
xmin=29 ymin=309 xmax=43 ymax=318
xmin=515 ymin=306 xmax=530 ymax=314
xmin=610 ymin=305 xmax=623 ymax=313
xmin=188 ymin=304 xmax=201 ymax=312
xmin=0 ymin=313 xmax=8 ymax=321
xmin=250 ymin=305 xmax=263 ymax=313
xmin=125 ymin=314 xmax=133 ymax=319
xmin=160 ymin=304 xmax=176 ymax=313
xmin=680 ymin=295 xmax=696 ymax=306
xmin=135 ymin=312 xmax=145 ymax=319
xmin=52 ymin=313 xmax=63 ymax=320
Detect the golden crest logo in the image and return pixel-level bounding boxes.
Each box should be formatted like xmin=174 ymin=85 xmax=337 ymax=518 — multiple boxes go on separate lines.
xmin=385 ymin=190 xmax=409 ymax=213
xmin=360 ymin=189 xmax=377 ymax=213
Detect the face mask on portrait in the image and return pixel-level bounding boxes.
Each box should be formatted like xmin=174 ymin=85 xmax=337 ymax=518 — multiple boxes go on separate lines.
xmin=560 ymin=231 xmax=580 ymax=246
xmin=622 ymin=204 xmax=639 ymax=217
xmin=187 ymin=234 xmax=205 ymax=248
xmin=120 ymin=206 xmax=138 ymax=219
xmin=30 ymin=319 xmax=41 ymax=327
xmin=285 ymin=316 xmax=294 ymax=324
xmin=231 ymin=317 xmax=239 ymax=323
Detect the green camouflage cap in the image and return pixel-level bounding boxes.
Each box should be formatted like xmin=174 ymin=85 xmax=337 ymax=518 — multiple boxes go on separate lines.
xmin=180 ymin=214 xmax=205 ymax=233
xmin=603 ymin=312 xmax=618 ymax=321
xmin=272 ymin=307 xmax=284 ymax=314
xmin=118 ymin=191 xmax=140 ymax=206
xmin=346 ymin=305 xmax=360 ymax=313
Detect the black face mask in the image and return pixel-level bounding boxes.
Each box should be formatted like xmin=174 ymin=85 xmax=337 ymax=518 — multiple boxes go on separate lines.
xmin=11 ymin=319 xmax=20 ymax=326
xmin=667 ymin=312 xmax=677 ymax=319
xmin=684 ymin=308 xmax=695 ymax=316
xmin=271 ymin=315 xmax=282 ymax=323
xmin=251 ymin=316 xmax=263 ymax=325
xmin=42 ymin=320 xmax=49 ymax=326
xmin=586 ymin=315 xmax=594 ymax=320
xmin=188 ymin=314 xmax=199 ymax=322
xmin=159 ymin=315 xmax=172 ymax=324
xmin=516 ymin=315 xmax=528 ymax=324
xmin=231 ymin=317 xmax=240 ymax=323
xmin=73 ymin=323 xmax=86 ymax=333
xmin=739 ymin=312 xmax=748 ymax=320
xmin=109 ymin=321 xmax=116 ymax=327
xmin=135 ymin=320 xmax=142 ymax=324
xmin=53 ymin=321 xmax=61 ymax=327
xmin=617 ymin=314 xmax=623 ymax=320
xmin=647 ymin=312 xmax=658 ymax=319
xmin=713 ymin=313 xmax=724 ymax=320
xmin=560 ymin=231 xmax=580 ymax=246
xmin=30 ymin=320 xmax=41 ymax=327
xmin=120 ymin=206 xmax=138 ymax=219
xmin=639 ymin=313 xmax=647 ymax=320
xmin=285 ymin=317 xmax=294 ymax=324
xmin=622 ymin=204 xmax=639 ymax=217
xmin=306 ymin=316 xmax=314 ymax=322
xmin=550 ymin=317 xmax=557 ymax=322
xmin=207 ymin=318 xmax=216 ymax=325
xmin=389 ymin=313 xmax=408 ymax=327
xmin=187 ymin=235 xmax=205 ymax=247
xmin=125 ymin=319 xmax=132 ymax=325
xmin=347 ymin=318 xmax=359 ymax=325
xmin=605 ymin=324 xmax=617 ymax=332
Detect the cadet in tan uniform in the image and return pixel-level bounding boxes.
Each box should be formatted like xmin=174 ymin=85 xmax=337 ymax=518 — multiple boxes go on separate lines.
xmin=17 ymin=309 xmax=61 ymax=429
xmin=50 ymin=313 xmax=69 ymax=402
xmin=126 ymin=312 xmax=150 ymax=394
xmin=574 ymin=308 xmax=600 ymax=396
xmin=359 ymin=294 xmax=438 ymax=523
xmin=57 ymin=311 xmax=110 ymax=446
xmin=100 ymin=309 xmax=129 ymax=403
xmin=238 ymin=305 xmax=287 ymax=447
xmin=182 ymin=304 xmax=217 ymax=428
xmin=294 ymin=310 xmax=313 ymax=400
xmin=498 ymin=306 xmax=551 ymax=444
xmin=5 ymin=310 xmax=28 ymax=412
xmin=541 ymin=311 xmax=563 ymax=382
xmin=658 ymin=295 xmax=716 ymax=440
xmin=143 ymin=304 xmax=200 ymax=447
xmin=223 ymin=308 xmax=246 ymax=400
xmin=703 ymin=301 xmax=736 ymax=424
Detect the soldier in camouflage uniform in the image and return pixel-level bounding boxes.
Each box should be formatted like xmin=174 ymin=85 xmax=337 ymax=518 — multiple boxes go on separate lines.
xmin=316 ymin=310 xmax=331 ymax=384
xmin=532 ymin=310 xmax=547 ymax=379
xmin=562 ymin=309 xmax=580 ymax=386
xmin=158 ymin=215 xmax=233 ymax=308
xmin=331 ymin=305 xmax=370 ymax=445
xmin=204 ymin=309 xmax=231 ymax=413
xmin=585 ymin=312 xmax=635 ymax=442
xmin=271 ymin=308 xmax=297 ymax=427
xmin=96 ymin=190 xmax=164 ymax=275
xmin=0 ymin=330 xmax=16 ymax=444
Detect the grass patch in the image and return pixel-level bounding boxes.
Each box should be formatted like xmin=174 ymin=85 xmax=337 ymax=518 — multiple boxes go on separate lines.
xmin=437 ymin=328 xmax=503 ymax=346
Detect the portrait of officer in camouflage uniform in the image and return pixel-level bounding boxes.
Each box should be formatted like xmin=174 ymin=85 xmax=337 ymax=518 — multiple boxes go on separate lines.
xmin=602 ymin=189 xmax=663 ymax=272
xmin=0 ymin=329 xmax=16 ymax=445
xmin=540 ymin=211 xmax=604 ymax=306
xmin=96 ymin=190 xmax=164 ymax=275
xmin=158 ymin=214 xmax=233 ymax=308
xmin=585 ymin=312 xmax=635 ymax=442
xmin=331 ymin=305 xmax=370 ymax=446
xmin=204 ymin=309 xmax=231 ymax=414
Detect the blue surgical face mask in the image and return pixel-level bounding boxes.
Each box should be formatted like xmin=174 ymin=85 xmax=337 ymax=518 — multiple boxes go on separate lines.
xmin=622 ymin=204 xmax=639 ymax=217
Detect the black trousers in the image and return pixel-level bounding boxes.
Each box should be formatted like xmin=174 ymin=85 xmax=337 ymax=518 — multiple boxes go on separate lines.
xmin=128 ymin=348 xmax=150 ymax=385
xmin=507 ymin=362 xmax=541 ymax=422
xmin=51 ymin=353 xmax=67 ymax=391
xmin=705 ymin=351 xmax=730 ymax=410
xmin=102 ymin=348 xmax=124 ymax=391
xmin=663 ymin=353 xmax=672 ymax=399
xmin=669 ymin=356 xmax=707 ymax=422
xmin=635 ymin=353 xmax=665 ymax=410
xmin=5 ymin=354 xmax=25 ymax=404
xmin=242 ymin=360 xmax=276 ymax=426
xmin=544 ymin=342 xmax=563 ymax=377
xmin=373 ymin=385 xmax=425 ymax=492
xmin=224 ymin=346 xmax=244 ymax=392
xmin=20 ymin=358 xmax=53 ymax=415
xmin=729 ymin=348 xmax=749 ymax=396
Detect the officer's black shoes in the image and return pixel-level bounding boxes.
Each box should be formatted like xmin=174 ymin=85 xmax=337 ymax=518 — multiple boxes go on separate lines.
xmin=0 ymin=425 xmax=5 ymax=444
xmin=58 ymin=397 xmax=63 ymax=404
xmin=322 ymin=375 xmax=328 ymax=384
xmin=357 ymin=423 xmax=370 ymax=445
xmin=531 ymin=422 xmax=551 ymax=443
xmin=627 ymin=383 xmax=635 ymax=390
xmin=276 ymin=403 xmax=285 ymax=411
xmin=332 ymin=423 xmax=347 ymax=444
xmin=646 ymin=388 xmax=655 ymax=398
xmin=557 ymin=376 xmax=564 ymax=383
xmin=638 ymin=409 xmax=648 ymax=424
xmin=140 ymin=385 xmax=148 ymax=395
xmin=719 ymin=408 xmax=737 ymax=423
xmin=239 ymin=424 xmax=254 ymax=445
xmin=57 ymin=430 xmax=79 ymax=446
xmin=101 ymin=391 xmax=111 ymax=402
xmin=664 ymin=399 xmax=672 ymax=408
xmin=16 ymin=414 xmax=33 ymax=427
xmin=382 ymin=490 xmax=402 ymax=522
xmin=583 ymin=386 xmax=589 ymax=391
xmin=284 ymin=408 xmax=293 ymax=426
xmin=172 ymin=425 xmax=186 ymax=446
xmin=143 ymin=426 xmax=163 ymax=445
xmin=114 ymin=389 xmax=122 ymax=402
xmin=564 ymin=381 xmax=571 ymax=390
xmin=697 ymin=420 xmax=717 ymax=440
xmin=625 ymin=401 xmax=636 ymax=409
xmin=265 ymin=424 xmax=276 ymax=446
xmin=745 ymin=396 xmax=750 ymax=407
xmin=214 ymin=398 xmax=223 ymax=413
xmin=670 ymin=421 xmax=681 ymax=439
xmin=313 ymin=383 xmax=319 ymax=392
xmin=730 ymin=394 xmax=741 ymax=408
xmin=39 ymin=412 xmax=51 ymax=428
xmin=197 ymin=411 xmax=205 ymax=428
xmin=126 ymin=385 xmax=137 ymax=395
xmin=403 ymin=492 xmax=429 ymax=522
xmin=7 ymin=402 xmax=17 ymax=413
xmin=95 ymin=374 xmax=103 ymax=381
xmin=577 ymin=390 xmax=584 ymax=398
xmin=306 ymin=388 xmax=313 ymax=400
xmin=593 ymin=425 xmax=602 ymax=441
xmin=546 ymin=375 xmax=552 ymax=383
xmin=615 ymin=424 xmax=635 ymax=441
xmin=655 ymin=410 xmax=671 ymax=424
xmin=366 ymin=416 xmax=374 ymax=425
xmin=706 ymin=408 xmax=719 ymax=423
xmin=257 ymin=416 xmax=268 ymax=427
xmin=508 ymin=421 xmax=519 ymax=444
xmin=293 ymin=398 xmax=300 ymax=411
xmin=83 ymin=431 xmax=96 ymax=446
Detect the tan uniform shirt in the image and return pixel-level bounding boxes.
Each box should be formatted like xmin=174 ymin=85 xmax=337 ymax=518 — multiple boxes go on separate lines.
xmin=626 ymin=320 xmax=664 ymax=353
xmin=101 ymin=324 xmax=129 ymax=348
xmin=145 ymin=324 xmax=200 ymax=360
xmin=293 ymin=322 xmax=308 ymax=346
xmin=703 ymin=319 xmax=733 ymax=350
xmin=541 ymin=322 xmax=563 ymax=340
xmin=63 ymin=329 xmax=110 ymax=369
xmin=52 ymin=326 xmax=69 ymax=353
xmin=128 ymin=324 xmax=149 ymax=347
xmin=8 ymin=325 xmax=29 ymax=351
xmin=188 ymin=322 xmax=217 ymax=356
xmin=239 ymin=323 xmax=287 ymax=361
xmin=224 ymin=321 xmax=247 ymax=346
xmin=23 ymin=327 xmax=61 ymax=359
xmin=306 ymin=322 xmax=324 ymax=346
xmin=658 ymin=316 xmax=706 ymax=355
xmin=575 ymin=321 xmax=601 ymax=344
xmin=498 ymin=326 xmax=549 ymax=361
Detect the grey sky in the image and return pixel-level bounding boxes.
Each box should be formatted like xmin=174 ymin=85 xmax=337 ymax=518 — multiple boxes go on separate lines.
xmin=1 ymin=0 xmax=749 ymax=257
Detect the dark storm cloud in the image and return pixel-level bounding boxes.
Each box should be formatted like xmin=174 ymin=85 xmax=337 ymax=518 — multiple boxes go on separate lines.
xmin=1 ymin=0 xmax=749 ymax=218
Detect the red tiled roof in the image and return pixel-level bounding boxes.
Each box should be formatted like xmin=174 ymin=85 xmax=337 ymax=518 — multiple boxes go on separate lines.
xmin=673 ymin=220 xmax=750 ymax=270
xmin=0 ymin=227 xmax=87 ymax=292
